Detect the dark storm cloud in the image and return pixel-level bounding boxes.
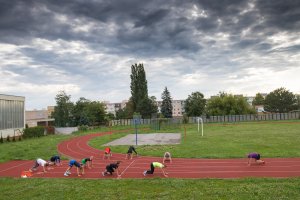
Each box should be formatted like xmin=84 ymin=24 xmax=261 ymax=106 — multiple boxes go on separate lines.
xmin=255 ymin=0 xmax=300 ymax=31
xmin=1 ymin=0 xmax=300 ymax=56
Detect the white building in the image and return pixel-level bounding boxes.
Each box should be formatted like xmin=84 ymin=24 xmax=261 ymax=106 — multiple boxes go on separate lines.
xmin=104 ymin=99 xmax=186 ymax=117
xmin=0 ymin=94 xmax=25 ymax=138
xmin=103 ymin=100 xmax=127 ymax=116
xmin=156 ymin=100 xmax=185 ymax=117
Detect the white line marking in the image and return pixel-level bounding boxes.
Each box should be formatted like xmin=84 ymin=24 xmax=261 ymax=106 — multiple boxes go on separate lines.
xmin=0 ymin=160 xmax=32 ymax=173
xmin=120 ymin=160 xmax=136 ymax=176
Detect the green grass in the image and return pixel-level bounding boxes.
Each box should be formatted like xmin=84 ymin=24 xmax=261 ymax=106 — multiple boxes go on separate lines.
xmin=0 ymin=177 xmax=300 ymax=200
xmin=1 ymin=121 xmax=300 ymax=199
xmin=89 ymin=121 xmax=300 ymax=158
xmin=0 ymin=126 xmax=121 ymax=163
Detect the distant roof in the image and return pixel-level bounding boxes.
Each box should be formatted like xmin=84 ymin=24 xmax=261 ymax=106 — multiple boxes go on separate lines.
xmin=0 ymin=94 xmax=25 ymax=101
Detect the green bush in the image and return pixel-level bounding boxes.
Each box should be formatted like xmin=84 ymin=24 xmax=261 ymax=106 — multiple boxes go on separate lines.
xmin=23 ymin=126 xmax=45 ymax=138
xmin=78 ymin=125 xmax=89 ymax=131
xmin=12 ymin=135 xmax=16 ymax=142
xmin=0 ymin=134 xmax=3 ymax=143
xmin=6 ymin=135 xmax=10 ymax=142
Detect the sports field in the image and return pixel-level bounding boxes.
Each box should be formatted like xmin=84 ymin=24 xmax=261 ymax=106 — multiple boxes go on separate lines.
xmin=0 ymin=121 xmax=300 ymax=199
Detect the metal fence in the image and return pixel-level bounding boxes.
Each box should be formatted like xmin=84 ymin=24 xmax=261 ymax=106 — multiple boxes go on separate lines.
xmin=110 ymin=111 xmax=300 ymax=126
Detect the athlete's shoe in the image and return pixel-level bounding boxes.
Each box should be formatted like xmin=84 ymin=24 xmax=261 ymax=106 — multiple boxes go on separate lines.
xmin=64 ymin=173 xmax=69 ymax=177
xmin=143 ymin=171 xmax=147 ymax=176
xmin=102 ymin=172 xmax=105 ymax=176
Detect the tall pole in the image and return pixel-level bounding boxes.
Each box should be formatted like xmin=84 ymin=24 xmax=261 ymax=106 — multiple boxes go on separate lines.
xmin=135 ymin=119 xmax=138 ymax=145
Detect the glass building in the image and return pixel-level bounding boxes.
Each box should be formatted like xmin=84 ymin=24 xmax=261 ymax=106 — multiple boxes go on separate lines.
xmin=0 ymin=94 xmax=25 ymax=138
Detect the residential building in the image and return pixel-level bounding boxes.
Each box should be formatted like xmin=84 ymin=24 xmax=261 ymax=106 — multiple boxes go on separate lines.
xmin=25 ymin=109 xmax=54 ymax=127
xmin=156 ymin=100 xmax=185 ymax=117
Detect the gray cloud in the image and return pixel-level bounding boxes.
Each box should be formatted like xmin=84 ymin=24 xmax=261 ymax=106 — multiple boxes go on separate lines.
xmin=1 ymin=0 xmax=299 ymax=109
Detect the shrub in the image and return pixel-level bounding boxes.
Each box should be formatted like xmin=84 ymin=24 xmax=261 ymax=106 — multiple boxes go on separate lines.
xmin=182 ymin=114 xmax=189 ymax=124
xmin=6 ymin=135 xmax=10 ymax=142
xmin=0 ymin=134 xmax=3 ymax=143
xmin=23 ymin=126 xmax=45 ymax=138
xmin=12 ymin=134 xmax=16 ymax=142
xmin=78 ymin=125 xmax=89 ymax=131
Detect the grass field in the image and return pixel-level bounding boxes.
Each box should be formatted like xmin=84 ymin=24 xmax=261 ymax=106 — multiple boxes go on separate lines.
xmin=89 ymin=121 xmax=300 ymax=158
xmin=1 ymin=121 xmax=300 ymax=199
xmin=1 ymin=177 xmax=300 ymax=200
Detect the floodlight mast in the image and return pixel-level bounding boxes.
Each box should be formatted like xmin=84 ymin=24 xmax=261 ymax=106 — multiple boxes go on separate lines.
xmin=197 ymin=117 xmax=203 ymax=137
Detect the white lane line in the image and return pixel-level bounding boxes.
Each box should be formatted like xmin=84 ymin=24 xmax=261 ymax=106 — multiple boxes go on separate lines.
xmin=120 ymin=160 xmax=136 ymax=176
xmin=0 ymin=160 xmax=33 ymax=173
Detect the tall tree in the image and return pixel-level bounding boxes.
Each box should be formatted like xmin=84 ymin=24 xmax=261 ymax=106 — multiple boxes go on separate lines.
xmin=252 ymin=93 xmax=265 ymax=106
xmin=206 ymin=92 xmax=256 ymax=116
xmin=264 ymin=87 xmax=297 ymax=113
xmin=130 ymin=63 xmax=148 ymax=112
xmin=161 ymin=87 xmax=173 ymax=118
xmin=53 ymin=91 xmax=74 ymax=127
xmin=129 ymin=63 xmax=157 ymax=118
xmin=184 ymin=91 xmax=206 ymax=117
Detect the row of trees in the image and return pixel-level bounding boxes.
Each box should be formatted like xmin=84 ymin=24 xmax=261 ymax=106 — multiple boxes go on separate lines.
xmin=252 ymin=88 xmax=299 ymax=113
xmin=52 ymin=91 xmax=109 ymax=127
xmin=178 ymin=88 xmax=299 ymax=117
xmin=52 ymin=63 xmax=300 ymax=126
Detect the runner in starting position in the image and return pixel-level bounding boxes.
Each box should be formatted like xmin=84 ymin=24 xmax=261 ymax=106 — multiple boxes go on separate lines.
xmin=125 ymin=146 xmax=138 ymax=159
xmin=247 ymin=152 xmax=265 ymax=165
xmin=102 ymin=161 xmax=121 ymax=178
xmin=64 ymin=159 xmax=84 ymax=177
xmin=143 ymin=162 xmax=168 ymax=177
xmin=29 ymin=158 xmax=51 ymax=173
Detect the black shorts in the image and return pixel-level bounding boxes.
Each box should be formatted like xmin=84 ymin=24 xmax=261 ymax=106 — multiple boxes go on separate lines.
xmin=257 ymin=154 xmax=261 ymax=160
xmin=74 ymin=161 xmax=81 ymax=168
xmin=106 ymin=166 xmax=114 ymax=174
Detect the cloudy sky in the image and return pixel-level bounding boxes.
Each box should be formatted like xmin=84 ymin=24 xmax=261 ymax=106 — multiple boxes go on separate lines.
xmin=1 ymin=0 xmax=300 ymax=110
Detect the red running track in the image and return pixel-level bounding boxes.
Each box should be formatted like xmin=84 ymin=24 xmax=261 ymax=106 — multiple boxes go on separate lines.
xmin=1 ymin=131 xmax=300 ymax=179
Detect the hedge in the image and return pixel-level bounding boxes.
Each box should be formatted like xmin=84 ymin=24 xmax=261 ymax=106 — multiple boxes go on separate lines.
xmin=23 ymin=126 xmax=45 ymax=138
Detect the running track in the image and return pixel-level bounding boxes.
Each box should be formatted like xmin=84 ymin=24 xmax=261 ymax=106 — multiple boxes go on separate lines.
xmin=1 ymin=131 xmax=300 ymax=179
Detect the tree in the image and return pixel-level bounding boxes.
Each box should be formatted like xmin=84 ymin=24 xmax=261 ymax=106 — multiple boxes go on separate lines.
xmin=73 ymin=97 xmax=91 ymax=125
xmin=116 ymin=100 xmax=134 ymax=119
xmin=252 ymin=93 xmax=265 ymax=106
xmin=184 ymin=91 xmax=206 ymax=117
xmin=84 ymin=101 xmax=106 ymax=126
xmin=297 ymin=95 xmax=300 ymax=110
xmin=264 ymin=87 xmax=297 ymax=113
xmin=52 ymin=91 xmax=74 ymax=127
xmin=137 ymin=97 xmax=158 ymax=119
xmin=72 ymin=98 xmax=107 ymax=126
xmin=129 ymin=63 xmax=157 ymax=118
xmin=161 ymin=87 xmax=173 ymax=118
xmin=206 ymin=92 xmax=256 ymax=116
xmin=130 ymin=63 xmax=148 ymax=112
